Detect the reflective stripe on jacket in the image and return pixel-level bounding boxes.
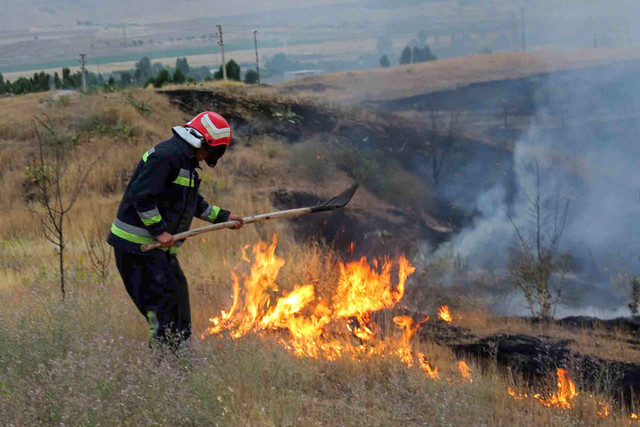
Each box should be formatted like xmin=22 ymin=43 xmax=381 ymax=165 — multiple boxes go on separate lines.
xmin=107 ymin=133 xmax=229 ymax=256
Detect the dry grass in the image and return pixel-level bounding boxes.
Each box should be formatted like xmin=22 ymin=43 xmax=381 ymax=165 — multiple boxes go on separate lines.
xmin=278 ymin=48 xmax=640 ymax=104
xmin=0 ymin=89 xmax=635 ymax=426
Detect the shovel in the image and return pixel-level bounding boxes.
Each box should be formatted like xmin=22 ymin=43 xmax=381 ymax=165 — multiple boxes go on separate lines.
xmin=141 ymin=184 xmax=359 ymax=252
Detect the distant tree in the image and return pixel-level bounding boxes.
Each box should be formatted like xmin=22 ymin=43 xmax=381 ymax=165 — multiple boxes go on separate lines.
xmin=62 ymin=67 xmax=77 ymax=89
xmin=151 ymin=62 xmax=163 ymax=74
xmin=135 ymin=57 xmax=152 ymax=80
xmin=106 ymin=76 xmax=116 ymax=87
xmin=379 ymin=55 xmax=390 ymax=68
xmin=244 ymin=69 xmax=259 ymax=84
xmin=412 ymin=46 xmax=423 ymax=63
xmin=376 ymin=35 xmax=393 ymax=53
xmin=0 ymin=72 xmax=4 ymax=93
xmin=153 ymin=69 xmax=171 ymax=88
xmin=32 ymin=72 xmax=49 ymax=92
xmin=172 ymin=68 xmax=186 ymax=84
xmin=423 ymin=44 xmax=436 ymax=62
xmin=399 ymin=46 xmax=412 ymax=65
xmin=12 ymin=77 xmax=32 ymax=94
xmin=176 ymin=57 xmax=190 ymax=76
xmin=214 ymin=60 xmax=241 ymax=81
xmin=266 ymin=53 xmax=296 ymax=76
xmin=53 ymin=72 xmax=61 ymax=89
xmin=411 ymin=45 xmax=437 ymax=63
xmin=120 ymin=72 xmax=132 ymax=87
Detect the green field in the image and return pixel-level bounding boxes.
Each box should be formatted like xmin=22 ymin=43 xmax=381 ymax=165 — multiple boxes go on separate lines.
xmin=0 ymin=34 xmax=349 ymax=75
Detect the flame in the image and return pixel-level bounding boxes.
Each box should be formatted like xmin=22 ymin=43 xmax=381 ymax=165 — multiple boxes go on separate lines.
xmin=597 ymin=402 xmax=611 ymax=418
xmin=458 ymin=361 xmax=473 ymax=383
xmin=632 ymin=413 xmax=638 ymax=419
xmin=202 ymin=235 xmax=417 ymax=362
xmin=507 ymin=368 xmax=578 ymax=409
xmin=508 ymin=387 xmax=528 ymax=400
xmin=417 ymin=352 xmax=439 ymax=379
xmin=333 ymin=256 xmax=412 ymax=319
xmin=438 ymin=306 xmax=452 ymax=323
xmin=536 ymin=368 xmax=578 ymax=409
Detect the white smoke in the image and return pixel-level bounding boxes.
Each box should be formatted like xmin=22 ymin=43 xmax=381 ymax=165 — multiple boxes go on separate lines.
xmin=433 ymin=59 xmax=640 ymax=316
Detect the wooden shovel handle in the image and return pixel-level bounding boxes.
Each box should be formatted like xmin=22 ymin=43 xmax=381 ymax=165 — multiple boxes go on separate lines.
xmin=140 ymin=207 xmax=312 ymax=252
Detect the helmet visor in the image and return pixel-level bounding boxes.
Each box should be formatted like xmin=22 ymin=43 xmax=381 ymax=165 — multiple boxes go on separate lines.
xmin=205 ymin=144 xmax=227 ymax=168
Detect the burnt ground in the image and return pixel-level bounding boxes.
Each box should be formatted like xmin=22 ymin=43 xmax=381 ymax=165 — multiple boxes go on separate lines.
xmin=270 ymin=188 xmax=451 ymax=259
xmin=371 ymin=308 xmax=640 ymax=408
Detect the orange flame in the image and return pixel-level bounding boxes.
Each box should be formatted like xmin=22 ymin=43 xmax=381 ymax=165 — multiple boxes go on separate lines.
xmin=597 ymin=402 xmax=611 ymax=418
xmin=417 ymin=352 xmax=439 ymax=380
xmin=508 ymin=368 xmax=578 ymax=409
xmin=202 ymin=235 xmax=418 ymax=363
xmin=458 ymin=361 xmax=472 ymax=383
xmin=392 ymin=315 xmax=430 ymax=370
xmin=536 ymin=368 xmax=578 ymax=409
xmin=438 ymin=306 xmax=452 ymax=323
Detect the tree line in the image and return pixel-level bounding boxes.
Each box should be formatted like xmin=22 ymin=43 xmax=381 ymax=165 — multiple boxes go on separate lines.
xmin=0 ymin=55 xmax=261 ymax=96
xmin=0 ymin=68 xmax=105 ymax=95
xmin=379 ymin=44 xmax=437 ymax=68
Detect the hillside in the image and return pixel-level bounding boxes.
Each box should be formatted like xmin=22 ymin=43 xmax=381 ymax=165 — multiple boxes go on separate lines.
xmin=0 ymin=86 xmax=638 ymax=425
xmin=279 ymin=48 xmax=640 ymax=103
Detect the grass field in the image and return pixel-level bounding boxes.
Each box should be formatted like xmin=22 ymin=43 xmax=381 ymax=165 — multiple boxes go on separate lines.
xmin=278 ymin=48 xmax=640 ymax=103
xmin=0 ymin=86 xmax=637 ymax=426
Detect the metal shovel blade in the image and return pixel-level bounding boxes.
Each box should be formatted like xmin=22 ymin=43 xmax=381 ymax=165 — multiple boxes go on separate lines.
xmin=311 ymin=183 xmax=359 ymax=212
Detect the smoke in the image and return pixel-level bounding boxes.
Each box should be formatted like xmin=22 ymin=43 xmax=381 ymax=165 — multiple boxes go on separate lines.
xmin=435 ymin=59 xmax=640 ymax=317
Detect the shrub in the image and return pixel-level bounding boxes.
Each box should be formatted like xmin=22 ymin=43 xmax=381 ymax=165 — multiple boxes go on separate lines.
xmin=172 ymin=68 xmax=186 ymax=84
xmin=153 ymin=69 xmax=171 ymax=88
xmin=245 ymin=69 xmax=259 ymax=84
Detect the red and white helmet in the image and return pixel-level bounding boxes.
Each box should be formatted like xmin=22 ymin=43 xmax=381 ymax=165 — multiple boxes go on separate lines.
xmin=185 ymin=111 xmax=232 ymax=148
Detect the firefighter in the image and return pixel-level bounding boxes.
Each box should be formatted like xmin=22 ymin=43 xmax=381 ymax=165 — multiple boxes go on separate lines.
xmin=107 ymin=111 xmax=243 ymax=348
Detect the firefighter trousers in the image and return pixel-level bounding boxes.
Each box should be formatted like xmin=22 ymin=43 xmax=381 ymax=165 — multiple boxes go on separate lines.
xmin=114 ymin=249 xmax=191 ymax=348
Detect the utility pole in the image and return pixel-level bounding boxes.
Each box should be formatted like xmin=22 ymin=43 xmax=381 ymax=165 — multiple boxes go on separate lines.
xmin=520 ymin=7 xmax=526 ymax=52
xmin=123 ymin=26 xmax=127 ymax=47
xmin=511 ymin=11 xmax=518 ymax=51
xmin=253 ymin=30 xmax=261 ymax=83
xmin=217 ymin=25 xmax=227 ymax=80
xmin=79 ymin=53 xmax=87 ymax=92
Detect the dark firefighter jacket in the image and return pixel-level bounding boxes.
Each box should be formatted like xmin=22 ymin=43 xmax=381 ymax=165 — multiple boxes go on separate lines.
xmin=107 ymin=132 xmax=230 ymax=257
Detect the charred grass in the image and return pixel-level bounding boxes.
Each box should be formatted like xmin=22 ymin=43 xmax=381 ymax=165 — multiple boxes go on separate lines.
xmin=0 ymin=88 xmax=633 ymax=426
